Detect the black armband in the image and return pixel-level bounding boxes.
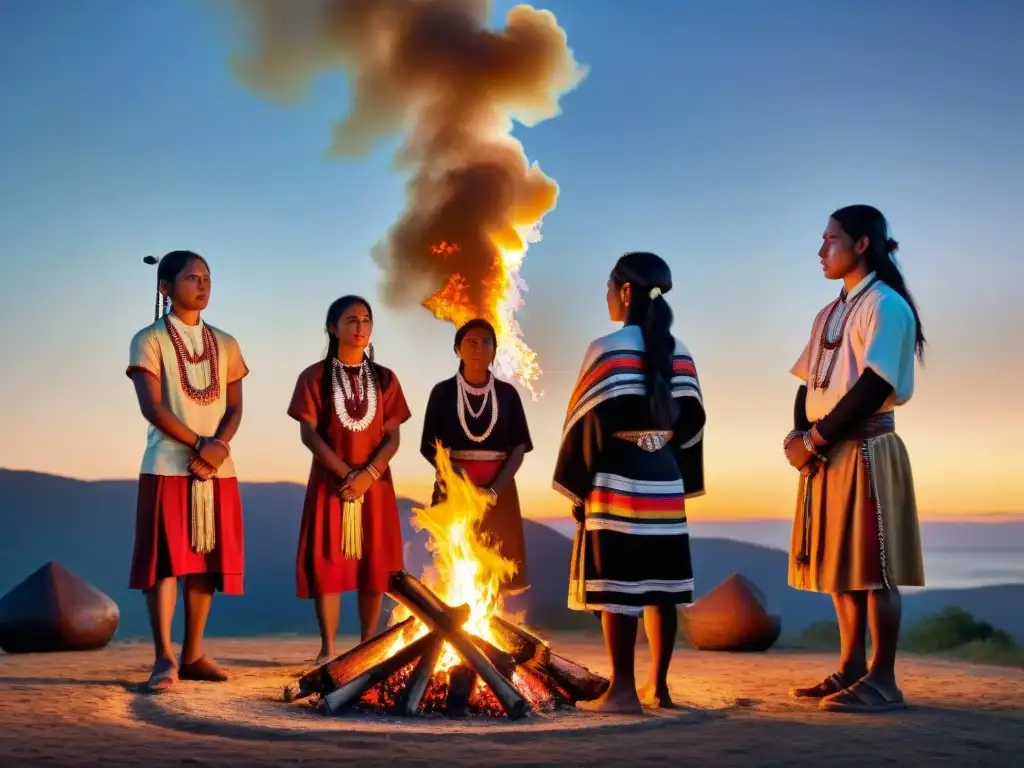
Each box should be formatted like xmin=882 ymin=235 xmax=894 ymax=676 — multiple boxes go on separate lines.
xmin=815 ymin=369 xmax=894 ymax=444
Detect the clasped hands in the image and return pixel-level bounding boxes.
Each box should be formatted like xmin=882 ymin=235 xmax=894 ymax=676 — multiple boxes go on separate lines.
xmin=188 ymin=437 xmax=230 ymax=481
xmin=337 ymin=467 xmax=374 ymax=502
xmin=783 ymin=428 xmax=827 ymax=471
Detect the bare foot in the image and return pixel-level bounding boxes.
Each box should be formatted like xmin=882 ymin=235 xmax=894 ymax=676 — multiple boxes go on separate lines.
xmin=143 ymin=657 xmax=178 ymax=693
xmin=638 ymin=682 xmax=676 ymax=709
xmin=578 ymin=686 xmax=644 ymax=715
xmin=313 ymin=649 xmax=335 ymax=666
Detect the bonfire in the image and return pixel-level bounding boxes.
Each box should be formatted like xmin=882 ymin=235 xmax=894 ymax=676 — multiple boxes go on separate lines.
xmin=284 ymin=447 xmax=608 ymax=719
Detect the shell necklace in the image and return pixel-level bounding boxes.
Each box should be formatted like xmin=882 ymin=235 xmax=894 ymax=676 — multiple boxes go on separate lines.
xmin=332 ymin=358 xmax=377 ymax=432
xmin=457 ymin=372 xmax=498 ymax=443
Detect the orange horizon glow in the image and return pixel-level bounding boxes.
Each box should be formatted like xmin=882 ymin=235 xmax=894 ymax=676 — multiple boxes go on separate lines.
xmin=1 ymin=464 xmax=1019 ymax=522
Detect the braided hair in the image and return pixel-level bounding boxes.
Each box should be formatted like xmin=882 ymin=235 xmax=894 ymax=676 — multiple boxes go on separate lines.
xmin=610 ymin=251 xmax=678 ymax=429
xmin=143 ymin=251 xmax=209 ymax=320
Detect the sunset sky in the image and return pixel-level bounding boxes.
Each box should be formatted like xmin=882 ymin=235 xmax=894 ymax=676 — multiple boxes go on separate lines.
xmin=1 ymin=0 xmax=1021 ymax=521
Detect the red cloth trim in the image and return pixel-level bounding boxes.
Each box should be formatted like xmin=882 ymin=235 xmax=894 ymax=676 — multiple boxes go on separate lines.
xmin=126 ymin=365 xmax=159 ymax=381
xmin=129 ymin=474 xmax=245 ymax=594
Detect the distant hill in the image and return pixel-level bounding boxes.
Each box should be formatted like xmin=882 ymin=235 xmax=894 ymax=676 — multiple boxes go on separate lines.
xmin=1 ymin=469 xmax=1022 ymax=644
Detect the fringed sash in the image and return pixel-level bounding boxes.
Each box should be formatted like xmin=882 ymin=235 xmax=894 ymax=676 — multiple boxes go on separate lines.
xmin=341 ymin=498 xmax=363 ymax=560
xmin=190 ymin=478 xmax=216 ymax=554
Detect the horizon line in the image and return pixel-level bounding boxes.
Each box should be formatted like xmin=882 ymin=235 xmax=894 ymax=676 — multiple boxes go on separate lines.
xmin=1 ymin=466 xmax=1021 ymax=523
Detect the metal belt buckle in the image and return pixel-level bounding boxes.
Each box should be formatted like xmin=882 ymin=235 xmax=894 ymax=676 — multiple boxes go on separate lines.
xmin=635 ymin=433 xmax=668 ymax=452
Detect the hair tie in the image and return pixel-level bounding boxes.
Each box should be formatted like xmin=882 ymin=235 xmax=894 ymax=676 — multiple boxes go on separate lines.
xmin=648 ymin=286 xmax=662 ymax=300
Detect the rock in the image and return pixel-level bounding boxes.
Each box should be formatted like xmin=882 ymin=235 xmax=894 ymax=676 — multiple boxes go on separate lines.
xmin=0 ymin=562 xmax=120 ymax=653
xmin=680 ymin=573 xmax=781 ymax=652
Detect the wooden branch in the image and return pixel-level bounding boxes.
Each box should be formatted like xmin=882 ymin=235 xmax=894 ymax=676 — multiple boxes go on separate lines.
xmin=516 ymin=664 xmax=573 ymax=710
xmin=472 ymin=634 xmax=518 ymax=680
xmin=283 ymin=616 xmax=416 ymax=701
xmin=444 ymin=664 xmax=477 ymax=717
xmin=393 ymin=632 xmax=445 ymax=716
xmin=524 ymin=651 xmax=609 ymax=702
xmin=487 ymin=615 xmax=551 ymax=665
xmin=441 ymin=626 xmax=528 ymax=719
xmin=322 ymin=631 xmax=437 ymax=715
xmin=387 ymin=570 xmax=470 ymax=633
xmin=388 ymin=569 xmax=528 ymax=720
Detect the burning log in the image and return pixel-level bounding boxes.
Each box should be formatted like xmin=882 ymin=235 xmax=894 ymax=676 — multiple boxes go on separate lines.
xmin=516 ymin=664 xmax=572 ymax=710
xmin=287 ymin=571 xmax=607 ymax=720
xmin=524 ymin=651 xmax=609 ymax=702
xmin=437 ymin=624 xmax=528 ymax=719
xmin=444 ymin=664 xmax=477 ymax=717
xmin=393 ymin=632 xmax=445 ymax=716
xmin=322 ymin=631 xmax=437 ymax=715
xmin=388 ymin=570 xmax=471 ymax=633
xmin=284 ymin=616 xmax=417 ymax=701
xmin=389 ymin=570 xmax=528 ymax=720
xmin=488 ymin=615 xmax=551 ymax=665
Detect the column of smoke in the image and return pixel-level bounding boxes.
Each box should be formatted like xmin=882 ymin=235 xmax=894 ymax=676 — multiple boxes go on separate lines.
xmin=228 ymin=0 xmax=587 ymax=384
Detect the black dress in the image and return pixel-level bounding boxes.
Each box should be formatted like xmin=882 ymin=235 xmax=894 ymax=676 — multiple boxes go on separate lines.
xmin=553 ymin=325 xmax=706 ymax=616
xmin=421 ymin=374 xmax=533 ymax=593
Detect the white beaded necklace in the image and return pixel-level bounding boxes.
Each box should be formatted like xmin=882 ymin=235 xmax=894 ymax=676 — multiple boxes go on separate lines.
xmin=456 ymin=371 xmax=498 ymax=443
xmin=332 ymin=358 xmax=377 ymax=432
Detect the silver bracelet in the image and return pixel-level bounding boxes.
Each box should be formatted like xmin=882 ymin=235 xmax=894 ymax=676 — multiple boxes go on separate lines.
xmin=802 ymin=431 xmax=827 ymax=462
xmin=366 ymin=464 xmax=381 ymax=481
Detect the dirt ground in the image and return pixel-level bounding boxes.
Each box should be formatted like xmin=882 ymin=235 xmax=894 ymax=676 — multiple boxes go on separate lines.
xmin=1 ymin=634 xmax=1022 ymax=767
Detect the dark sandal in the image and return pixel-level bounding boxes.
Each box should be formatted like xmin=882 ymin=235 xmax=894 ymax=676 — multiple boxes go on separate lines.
xmin=790 ymin=673 xmax=846 ymax=699
xmin=820 ymin=678 xmax=906 ymax=713
xmin=178 ymin=656 xmax=229 ymax=682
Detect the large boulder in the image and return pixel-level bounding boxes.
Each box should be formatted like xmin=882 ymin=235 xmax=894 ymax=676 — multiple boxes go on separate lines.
xmin=681 ymin=573 xmax=781 ymax=652
xmin=0 ymin=562 xmax=120 ymax=653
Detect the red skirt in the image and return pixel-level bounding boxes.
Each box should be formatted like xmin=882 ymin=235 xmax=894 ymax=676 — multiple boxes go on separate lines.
xmin=295 ymin=466 xmax=405 ymax=598
xmin=129 ymin=474 xmax=245 ymax=594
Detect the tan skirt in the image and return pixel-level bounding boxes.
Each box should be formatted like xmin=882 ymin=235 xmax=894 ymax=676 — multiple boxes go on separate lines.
xmin=788 ymin=430 xmax=925 ymax=593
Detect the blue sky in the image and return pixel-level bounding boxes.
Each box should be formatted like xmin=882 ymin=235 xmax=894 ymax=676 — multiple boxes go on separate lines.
xmin=1 ymin=0 xmax=1021 ymax=518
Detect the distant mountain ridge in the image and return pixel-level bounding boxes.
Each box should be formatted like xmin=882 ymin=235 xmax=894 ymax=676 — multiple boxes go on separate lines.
xmin=2 ymin=469 xmax=1022 ymax=643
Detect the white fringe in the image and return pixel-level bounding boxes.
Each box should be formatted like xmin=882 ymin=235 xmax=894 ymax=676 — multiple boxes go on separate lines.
xmin=190 ymin=478 xmax=216 ymax=554
xmin=341 ymin=498 xmax=363 ymax=560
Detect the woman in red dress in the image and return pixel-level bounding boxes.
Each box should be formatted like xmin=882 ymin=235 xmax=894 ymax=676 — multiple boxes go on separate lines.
xmin=127 ymin=250 xmax=249 ymax=692
xmin=288 ymin=295 xmax=412 ymax=662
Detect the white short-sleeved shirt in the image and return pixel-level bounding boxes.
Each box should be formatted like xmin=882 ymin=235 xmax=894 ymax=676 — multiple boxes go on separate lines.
xmin=127 ymin=313 xmax=249 ymax=477
xmin=791 ymin=272 xmax=916 ymax=423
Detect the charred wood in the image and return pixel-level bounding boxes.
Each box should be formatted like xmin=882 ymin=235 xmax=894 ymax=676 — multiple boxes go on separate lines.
xmin=488 ymin=615 xmax=551 ymax=666
xmin=387 ymin=570 xmax=470 ymax=633
xmin=321 ymin=631 xmax=437 ymax=715
xmin=393 ymin=632 xmax=445 ymax=716
xmin=525 ymin=651 xmax=609 ymax=702
xmin=444 ymin=664 xmax=477 ymax=717
xmin=283 ymin=616 xmax=416 ymax=701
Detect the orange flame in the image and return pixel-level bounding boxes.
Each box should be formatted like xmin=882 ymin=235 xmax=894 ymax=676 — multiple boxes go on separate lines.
xmin=423 ymin=237 xmax=543 ymax=399
xmin=387 ymin=443 xmax=517 ymax=670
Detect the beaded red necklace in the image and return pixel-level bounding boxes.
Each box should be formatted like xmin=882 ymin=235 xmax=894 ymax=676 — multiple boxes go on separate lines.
xmin=810 ymin=277 xmax=877 ymax=391
xmin=164 ymin=315 xmax=221 ymax=405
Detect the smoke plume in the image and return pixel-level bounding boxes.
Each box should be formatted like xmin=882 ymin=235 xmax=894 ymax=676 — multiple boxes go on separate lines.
xmin=228 ymin=0 xmax=587 ymax=341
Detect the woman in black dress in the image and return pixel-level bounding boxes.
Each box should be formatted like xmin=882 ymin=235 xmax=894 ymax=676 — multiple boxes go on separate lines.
xmin=420 ymin=319 xmax=533 ymax=595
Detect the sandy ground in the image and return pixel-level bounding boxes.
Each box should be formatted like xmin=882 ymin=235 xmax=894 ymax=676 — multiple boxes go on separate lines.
xmin=1 ymin=634 xmax=1022 ymax=767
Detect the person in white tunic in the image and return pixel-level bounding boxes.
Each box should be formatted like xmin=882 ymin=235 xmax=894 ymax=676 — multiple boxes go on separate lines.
xmin=127 ymin=251 xmax=249 ymax=693
xmin=783 ymin=205 xmax=926 ymax=713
